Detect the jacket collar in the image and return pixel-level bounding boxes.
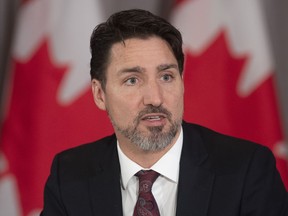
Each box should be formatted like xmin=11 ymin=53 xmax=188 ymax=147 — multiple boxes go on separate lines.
xmin=176 ymin=121 xmax=215 ymax=216
xmin=88 ymin=122 xmax=215 ymax=216
xmin=88 ymin=135 xmax=123 ymax=216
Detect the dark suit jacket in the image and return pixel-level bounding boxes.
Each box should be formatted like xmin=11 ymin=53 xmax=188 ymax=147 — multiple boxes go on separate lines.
xmin=41 ymin=122 xmax=288 ymax=216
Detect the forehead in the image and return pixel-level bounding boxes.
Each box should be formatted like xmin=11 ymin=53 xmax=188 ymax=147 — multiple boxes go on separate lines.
xmin=107 ymin=37 xmax=177 ymax=69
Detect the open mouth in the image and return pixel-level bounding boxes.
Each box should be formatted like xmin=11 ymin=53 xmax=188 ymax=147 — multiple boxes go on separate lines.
xmin=141 ymin=114 xmax=166 ymax=121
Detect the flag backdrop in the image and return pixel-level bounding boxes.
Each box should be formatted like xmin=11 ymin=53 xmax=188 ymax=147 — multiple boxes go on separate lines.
xmin=171 ymin=0 xmax=288 ymax=188
xmin=0 ymin=0 xmax=113 ymax=215
xmin=0 ymin=0 xmax=288 ymax=215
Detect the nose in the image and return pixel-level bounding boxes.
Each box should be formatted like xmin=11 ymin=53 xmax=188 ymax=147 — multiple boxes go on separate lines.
xmin=143 ymin=80 xmax=163 ymax=107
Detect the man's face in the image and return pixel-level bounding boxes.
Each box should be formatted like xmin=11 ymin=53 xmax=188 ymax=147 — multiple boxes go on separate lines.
xmin=92 ymin=36 xmax=184 ymax=152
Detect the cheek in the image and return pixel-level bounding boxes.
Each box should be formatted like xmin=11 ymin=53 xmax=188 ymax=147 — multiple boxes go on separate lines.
xmin=173 ymin=96 xmax=184 ymax=115
xmin=105 ymin=95 xmax=139 ymax=123
xmin=166 ymin=86 xmax=184 ymax=115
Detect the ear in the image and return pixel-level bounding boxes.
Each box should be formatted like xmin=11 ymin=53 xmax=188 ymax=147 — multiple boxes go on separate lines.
xmin=91 ymin=79 xmax=106 ymax=110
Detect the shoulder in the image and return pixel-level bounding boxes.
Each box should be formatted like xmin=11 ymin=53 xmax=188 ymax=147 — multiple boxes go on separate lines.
xmin=181 ymin=124 xmax=287 ymax=214
xmin=50 ymin=134 xmax=117 ymax=178
xmin=58 ymin=134 xmax=117 ymax=159
xmin=182 ymin=122 xmax=274 ymax=173
xmin=183 ymin=121 xmax=264 ymax=152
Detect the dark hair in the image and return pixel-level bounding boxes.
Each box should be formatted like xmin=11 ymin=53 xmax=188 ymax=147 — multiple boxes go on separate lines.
xmin=90 ymin=9 xmax=184 ymax=88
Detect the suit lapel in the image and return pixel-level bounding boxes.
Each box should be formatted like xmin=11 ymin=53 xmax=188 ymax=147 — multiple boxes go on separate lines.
xmin=86 ymin=123 xmax=215 ymax=215
xmin=88 ymin=138 xmax=123 ymax=216
xmin=176 ymin=122 xmax=215 ymax=216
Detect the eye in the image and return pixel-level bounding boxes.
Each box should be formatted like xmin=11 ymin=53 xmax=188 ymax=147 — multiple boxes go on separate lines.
xmin=161 ymin=74 xmax=174 ymax=82
xmin=124 ymin=77 xmax=138 ymax=86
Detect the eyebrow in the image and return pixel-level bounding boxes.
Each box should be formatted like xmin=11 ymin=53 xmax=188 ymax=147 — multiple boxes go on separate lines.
xmin=118 ymin=63 xmax=178 ymax=75
xmin=118 ymin=66 xmax=145 ymax=74
xmin=157 ymin=64 xmax=179 ymax=71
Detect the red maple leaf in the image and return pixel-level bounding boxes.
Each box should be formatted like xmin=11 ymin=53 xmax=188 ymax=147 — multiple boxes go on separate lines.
xmin=1 ymin=40 xmax=113 ymax=215
xmin=183 ymin=31 xmax=288 ymax=188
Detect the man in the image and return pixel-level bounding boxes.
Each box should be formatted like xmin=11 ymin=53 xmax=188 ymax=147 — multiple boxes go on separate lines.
xmin=41 ymin=9 xmax=288 ymax=216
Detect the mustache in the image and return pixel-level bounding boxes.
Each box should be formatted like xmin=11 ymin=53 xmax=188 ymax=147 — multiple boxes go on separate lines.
xmin=135 ymin=105 xmax=172 ymax=123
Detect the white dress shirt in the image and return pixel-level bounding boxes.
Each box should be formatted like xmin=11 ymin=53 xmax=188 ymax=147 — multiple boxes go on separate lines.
xmin=117 ymin=127 xmax=183 ymax=216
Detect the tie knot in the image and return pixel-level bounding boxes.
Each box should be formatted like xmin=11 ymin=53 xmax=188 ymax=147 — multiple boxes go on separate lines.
xmin=135 ymin=170 xmax=160 ymax=193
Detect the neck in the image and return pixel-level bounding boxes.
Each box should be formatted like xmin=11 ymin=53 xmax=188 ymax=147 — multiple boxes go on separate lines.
xmin=121 ymin=144 xmax=174 ymax=168
xmin=117 ymin=130 xmax=180 ymax=168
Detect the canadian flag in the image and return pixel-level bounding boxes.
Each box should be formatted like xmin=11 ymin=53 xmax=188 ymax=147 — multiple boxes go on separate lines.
xmin=171 ymin=0 xmax=288 ymax=189
xmin=0 ymin=0 xmax=113 ymax=215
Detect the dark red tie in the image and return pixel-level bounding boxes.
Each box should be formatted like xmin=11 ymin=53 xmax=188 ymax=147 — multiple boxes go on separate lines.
xmin=133 ymin=170 xmax=160 ymax=216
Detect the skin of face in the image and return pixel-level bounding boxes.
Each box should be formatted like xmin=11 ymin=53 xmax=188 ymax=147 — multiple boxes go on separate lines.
xmin=92 ymin=36 xmax=184 ymax=158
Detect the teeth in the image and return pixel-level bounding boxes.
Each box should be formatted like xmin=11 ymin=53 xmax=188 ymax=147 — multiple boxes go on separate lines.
xmin=147 ymin=116 xmax=161 ymax=120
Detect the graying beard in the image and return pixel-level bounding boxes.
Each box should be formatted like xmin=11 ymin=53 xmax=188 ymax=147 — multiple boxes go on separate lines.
xmin=108 ymin=105 xmax=181 ymax=152
xmin=118 ymin=122 xmax=179 ymax=152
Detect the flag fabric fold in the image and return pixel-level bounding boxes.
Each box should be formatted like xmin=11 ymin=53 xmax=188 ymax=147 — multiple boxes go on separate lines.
xmin=171 ymin=0 xmax=288 ymax=189
xmin=0 ymin=0 xmax=113 ymax=215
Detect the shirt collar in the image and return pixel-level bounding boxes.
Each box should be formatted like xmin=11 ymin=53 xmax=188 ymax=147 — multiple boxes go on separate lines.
xmin=117 ymin=127 xmax=183 ymax=189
